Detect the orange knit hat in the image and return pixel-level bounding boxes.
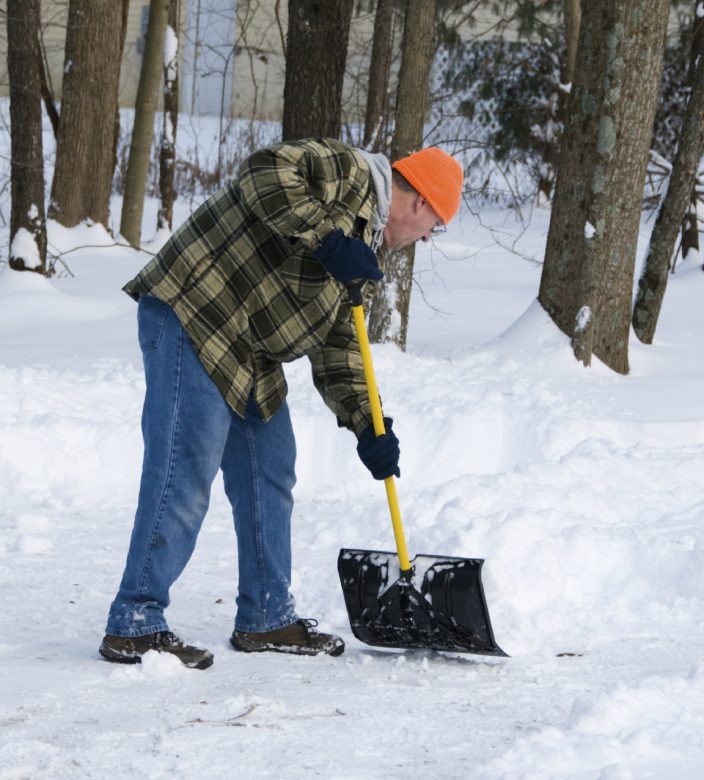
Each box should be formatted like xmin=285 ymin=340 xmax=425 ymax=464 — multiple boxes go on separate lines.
xmin=392 ymin=147 xmax=464 ymax=225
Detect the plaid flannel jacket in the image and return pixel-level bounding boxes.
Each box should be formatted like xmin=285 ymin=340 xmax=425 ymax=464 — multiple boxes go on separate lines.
xmin=124 ymin=138 xmax=379 ymax=434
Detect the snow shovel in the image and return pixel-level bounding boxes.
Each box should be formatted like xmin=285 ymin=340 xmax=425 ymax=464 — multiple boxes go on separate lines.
xmin=337 ymin=284 xmax=507 ymax=656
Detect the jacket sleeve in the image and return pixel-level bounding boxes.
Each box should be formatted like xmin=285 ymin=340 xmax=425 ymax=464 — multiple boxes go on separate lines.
xmin=307 ymin=299 xmax=373 ymax=436
xmin=236 ymin=141 xmax=351 ymax=249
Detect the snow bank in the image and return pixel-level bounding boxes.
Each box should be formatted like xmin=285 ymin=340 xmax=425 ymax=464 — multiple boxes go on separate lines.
xmin=1 ymin=207 xmax=703 ymax=778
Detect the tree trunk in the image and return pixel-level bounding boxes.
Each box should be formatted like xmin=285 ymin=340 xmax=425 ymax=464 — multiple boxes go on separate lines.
xmin=562 ymin=0 xmax=582 ymax=87
xmin=282 ymin=0 xmax=353 ymax=141
xmin=48 ymin=0 xmax=126 ymax=230
xmin=538 ymin=0 xmax=668 ymax=374
xmin=367 ymin=0 xmax=437 ymax=349
xmin=6 ymin=0 xmax=48 ymax=275
xmin=680 ymin=190 xmax=700 ymax=263
xmin=632 ymin=51 xmax=704 ymax=343
xmin=38 ymin=37 xmax=60 ymax=140
xmin=537 ymin=0 xmax=582 ymax=202
xmin=363 ymin=0 xmax=395 ymax=152
xmin=679 ymin=8 xmax=704 ymax=264
xmin=120 ymin=0 xmax=170 ymax=247
xmin=157 ymin=0 xmax=180 ymax=232
xmin=112 ymin=1 xmax=131 ymax=206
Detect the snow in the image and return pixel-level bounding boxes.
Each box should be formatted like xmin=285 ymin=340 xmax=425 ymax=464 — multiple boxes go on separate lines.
xmin=1 ymin=195 xmax=704 ymax=778
xmin=584 ymin=221 xmax=596 ymax=240
xmin=164 ymin=25 xmax=178 ymax=73
xmin=575 ymin=304 xmax=592 ymax=332
xmin=10 ymin=226 xmax=41 ymax=269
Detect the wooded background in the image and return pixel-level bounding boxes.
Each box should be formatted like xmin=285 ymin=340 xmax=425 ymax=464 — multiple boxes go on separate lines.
xmin=1 ymin=0 xmax=702 ymax=374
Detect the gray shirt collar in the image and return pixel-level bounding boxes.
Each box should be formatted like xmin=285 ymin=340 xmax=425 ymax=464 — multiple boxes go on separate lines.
xmin=356 ymin=148 xmax=392 ymax=251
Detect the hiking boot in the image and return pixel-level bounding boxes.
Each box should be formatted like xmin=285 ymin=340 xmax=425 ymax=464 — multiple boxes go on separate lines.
xmin=99 ymin=631 xmax=214 ymax=669
xmin=230 ymin=618 xmax=345 ymax=657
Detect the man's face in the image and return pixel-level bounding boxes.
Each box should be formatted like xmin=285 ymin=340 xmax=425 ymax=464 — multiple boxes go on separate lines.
xmin=383 ymin=194 xmax=444 ymax=251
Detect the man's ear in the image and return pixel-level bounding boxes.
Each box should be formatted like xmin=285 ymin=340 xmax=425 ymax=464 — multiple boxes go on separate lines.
xmin=414 ymin=194 xmax=425 ymax=214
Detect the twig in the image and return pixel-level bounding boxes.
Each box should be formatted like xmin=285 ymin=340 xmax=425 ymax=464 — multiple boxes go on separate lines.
xmin=47 ymin=240 xmax=157 ymax=260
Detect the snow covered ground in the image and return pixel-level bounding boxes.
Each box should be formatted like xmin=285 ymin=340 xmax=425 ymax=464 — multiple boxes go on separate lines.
xmin=1 ymin=198 xmax=703 ymax=779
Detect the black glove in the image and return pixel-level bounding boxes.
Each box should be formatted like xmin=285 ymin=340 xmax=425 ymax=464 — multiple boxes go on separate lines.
xmin=313 ymin=229 xmax=383 ymax=284
xmin=357 ymin=417 xmax=400 ymax=480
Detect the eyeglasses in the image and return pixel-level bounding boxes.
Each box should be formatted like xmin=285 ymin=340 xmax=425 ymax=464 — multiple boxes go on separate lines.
xmin=430 ymin=223 xmax=447 ymax=237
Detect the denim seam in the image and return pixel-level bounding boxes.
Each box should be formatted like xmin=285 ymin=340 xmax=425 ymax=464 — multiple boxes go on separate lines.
xmin=128 ymin=316 xmax=184 ymax=619
xmin=106 ymin=623 xmax=170 ymax=639
xmin=139 ymin=297 xmax=169 ymax=353
xmin=243 ymin=414 xmax=268 ymax=630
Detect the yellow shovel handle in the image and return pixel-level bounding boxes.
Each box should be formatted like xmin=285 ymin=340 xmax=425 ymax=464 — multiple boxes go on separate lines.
xmin=349 ymin=294 xmax=411 ymax=572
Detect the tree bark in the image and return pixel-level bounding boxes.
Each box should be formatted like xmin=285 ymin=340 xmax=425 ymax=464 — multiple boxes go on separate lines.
xmin=282 ymin=0 xmax=354 ymax=141
xmin=120 ymin=0 xmax=170 ymax=247
xmin=112 ymin=1 xmax=131 ymax=207
xmin=367 ymin=0 xmax=437 ymax=349
xmin=38 ymin=41 xmax=60 ymax=139
xmin=157 ymin=0 xmax=180 ymax=232
xmin=538 ymin=0 xmax=668 ymax=374
xmin=48 ymin=0 xmax=126 ymax=230
xmin=679 ymin=8 xmax=704 ymax=264
xmin=536 ymin=0 xmax=582 ymax=203
xmin=562 ymin=0 xmax=582 ymax=86
xmin=680 ymin=190 xmax=700 ymax=263
xmin=6 ymin=0 xmax=48 ymax=275
xmin=363 ymin=0 xmax=395 ymax=152
xmin=632 ymin=51 xmax=704 ymax=343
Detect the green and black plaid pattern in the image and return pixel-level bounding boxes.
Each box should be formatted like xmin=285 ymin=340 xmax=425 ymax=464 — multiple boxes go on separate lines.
xmin=124 ymin=138 xmax=378 ymax=433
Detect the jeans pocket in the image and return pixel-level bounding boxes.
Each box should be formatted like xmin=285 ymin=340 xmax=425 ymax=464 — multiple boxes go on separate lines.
xmin=137 ymin=296 xmax=170 ymax=353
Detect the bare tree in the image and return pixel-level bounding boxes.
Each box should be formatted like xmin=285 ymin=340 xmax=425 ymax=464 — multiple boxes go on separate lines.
xmin=112 ymin=1 xmax=131 ymax=207
xmin=363 ymin=0 xmax=396 ymax=152
xmin=368 ymin=0 xmax=437 ymax=349
xmin=538 ymin=0 xmax=668 ymax=374
xmin=6 ymin=0 xmax=48 ymax=275
xmin=48 ymin=0 xmax=127 ymax=230
xmin=157 ymin=0 xmax=180 ymax=232
xmin=38 ymin=30 xmax=60 ymax=140
xmin=680 ymin=7 xmax=704 ymax=263
xmin=282 ymin=0 xmax=354 ymax=140
xmin=120 ymin=0 xmax=170 ymax=247
xmin=632 ymin=50 xmax=704 ymax=343
xmin=562 ymin=0 xmax=582 ymax=87
xmin=532 ymin=0 xmax=582 ymax=202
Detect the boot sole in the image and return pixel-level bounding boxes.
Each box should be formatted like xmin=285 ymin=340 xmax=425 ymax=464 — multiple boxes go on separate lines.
xmin=230 ymin=636 xmax=344 ymax=657
xmin=99 ymin=647 xmax=142 ymax=665
xmin=99 ymin=645 xmax=214 ymax=670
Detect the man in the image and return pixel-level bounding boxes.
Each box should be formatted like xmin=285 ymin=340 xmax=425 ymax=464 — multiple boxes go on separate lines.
xmin=100 ymin=138 xmax=463 ymax=669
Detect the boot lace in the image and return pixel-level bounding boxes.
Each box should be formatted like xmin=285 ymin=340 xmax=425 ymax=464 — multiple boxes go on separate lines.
xmin=298 ymin=618 xmax=319 ymax=634
xmin=154 ymin=631 xmax=180 ymax=648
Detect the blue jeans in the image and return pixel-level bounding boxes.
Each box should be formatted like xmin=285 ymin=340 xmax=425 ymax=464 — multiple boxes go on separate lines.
xmin=106 ymin=296 xmax=298 ymax=636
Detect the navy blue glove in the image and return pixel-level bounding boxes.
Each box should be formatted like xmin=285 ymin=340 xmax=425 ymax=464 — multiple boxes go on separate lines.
xmin=357 ymin=417 xmax=400 ymax=480
xmin=313 ymin=229 xmax=383 ymax=283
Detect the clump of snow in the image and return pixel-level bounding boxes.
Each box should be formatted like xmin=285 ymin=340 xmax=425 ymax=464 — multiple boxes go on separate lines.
xmin=10 ymin=227 xmax=41 ymax=269
xmin=575 ymin=304 xmax=592 ymax=332
xmin=139 ymin=649 xmax=186 ymax=678
xmin=584 ymin=221 xmax=596 ymax=239
xmin=164 ymin=25 xmax=178 ymax=73
xmin=17 ymin=535 xmax=53 ymax=555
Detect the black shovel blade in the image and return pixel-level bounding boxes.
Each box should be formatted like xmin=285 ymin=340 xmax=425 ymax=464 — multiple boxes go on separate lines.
xmin=338 ymin=549 xmax=507 ymax=656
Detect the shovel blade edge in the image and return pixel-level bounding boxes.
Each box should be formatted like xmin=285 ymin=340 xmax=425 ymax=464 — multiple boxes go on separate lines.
xmin=338 ymin=548 xmax=507 ymax=657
